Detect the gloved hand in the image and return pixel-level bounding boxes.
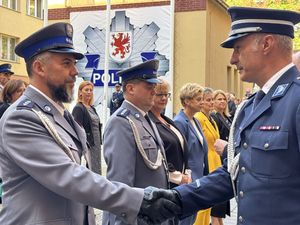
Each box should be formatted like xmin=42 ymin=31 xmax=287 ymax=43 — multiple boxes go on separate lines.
xmin=138 ymin=186 xmax=182 ymax=224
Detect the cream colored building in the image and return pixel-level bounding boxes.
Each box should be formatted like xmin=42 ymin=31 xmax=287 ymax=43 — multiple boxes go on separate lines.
xmin=47 ymin=0 xmax=253 ymax=113
xmin=0 ymin=0 xmax=253 ymax=108
xmin=0 ymin=0 xmax=44 ymax=82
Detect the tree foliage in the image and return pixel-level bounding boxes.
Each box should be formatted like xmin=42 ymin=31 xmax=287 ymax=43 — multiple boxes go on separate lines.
xmin=224 ymin=0 xmax=300 ymax=50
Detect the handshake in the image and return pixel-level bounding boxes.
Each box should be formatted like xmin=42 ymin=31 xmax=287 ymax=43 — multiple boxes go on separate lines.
xmin=138 ymin=186 xmax=182 ymax=224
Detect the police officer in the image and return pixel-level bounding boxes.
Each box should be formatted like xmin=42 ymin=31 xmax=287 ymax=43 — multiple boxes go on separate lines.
xmin=0 ymin=22 xmax=179 ymax=225
xmin=109 ymin=83 xmax=124 ymax=115
xmin=102 ymin=60 xmax=171 ymax=225
xmin=143 ymin=7 xmax=300 ymax=225
xmin=0 ymin=63 xmax=14 ymax=94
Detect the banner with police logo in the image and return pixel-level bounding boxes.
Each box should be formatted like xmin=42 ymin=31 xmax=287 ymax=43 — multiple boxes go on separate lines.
xmin=70 ymin=6 xmax=171 ymax=115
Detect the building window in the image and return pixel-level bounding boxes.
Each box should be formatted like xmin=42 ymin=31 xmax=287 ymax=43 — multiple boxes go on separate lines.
xmin=0 ymin=0 xmax=18 ymax=10
xmin=27 ymin=0 xmax=43 ymax=19
xmin=0 ymin=35 xmax=17 ymax=62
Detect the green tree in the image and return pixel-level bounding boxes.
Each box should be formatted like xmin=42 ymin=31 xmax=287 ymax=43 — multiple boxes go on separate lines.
xmin=224 ymin=0 xmax=300 ymax=50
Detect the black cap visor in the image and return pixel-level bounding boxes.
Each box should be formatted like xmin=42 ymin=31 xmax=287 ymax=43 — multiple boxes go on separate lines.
xmin=48 ymin=48 xmax=84 ymax=60
xmin=221 ymin=33 xmax=250 ymax=48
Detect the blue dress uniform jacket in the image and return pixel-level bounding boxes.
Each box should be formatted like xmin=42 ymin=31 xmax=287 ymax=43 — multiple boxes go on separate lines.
xmin=102 ymin=101 xmax=168 ymax=225
xmin=0 ymin=87 xmax=144 ymax=225
xmin=175 ymin=66 xmax=300 ymax=225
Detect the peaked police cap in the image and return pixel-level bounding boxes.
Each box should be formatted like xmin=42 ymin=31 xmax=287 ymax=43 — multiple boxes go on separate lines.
xmin=117 ymin=59 xmax=160 ymax=84
xmin=15 ymin=22 xmax=84 ymax=62
xmin=221 ymin=7 xmax=300 ymax=48
xmin=0 ymin=63 xmax=14 ymax=75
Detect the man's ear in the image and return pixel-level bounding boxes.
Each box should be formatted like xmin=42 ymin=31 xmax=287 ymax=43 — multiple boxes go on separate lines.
xmin=32 ymin=59 xmax=46 ymax=78
xmin=125 ymin=83 xmax=135 ymax=95
xmin=262 ymin=35 xmax=275 ymax=55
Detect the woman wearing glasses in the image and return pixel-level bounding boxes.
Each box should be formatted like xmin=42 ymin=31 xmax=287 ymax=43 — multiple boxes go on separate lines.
xmin=149 ymin=78 xmax=191 ymax=189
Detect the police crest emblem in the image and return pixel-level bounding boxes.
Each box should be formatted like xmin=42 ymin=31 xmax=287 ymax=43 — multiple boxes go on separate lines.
xmin=110 ymin=31 xmax=132 ymax=63
xmin=66 ymin=24 xmax=73 ymax=38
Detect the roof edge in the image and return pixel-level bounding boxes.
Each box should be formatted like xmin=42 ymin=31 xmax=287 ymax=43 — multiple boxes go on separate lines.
xmin=214 ymin=0 xmax=229 ymax=11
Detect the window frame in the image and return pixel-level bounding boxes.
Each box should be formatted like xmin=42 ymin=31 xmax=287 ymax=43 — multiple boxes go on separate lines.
xmin=0 ymin=0 xmax=18 ymax=10
xmin=0 ymin=34 xmax=18 ymax=62
xmin=26 ymin=0 xmax=43 ymax=19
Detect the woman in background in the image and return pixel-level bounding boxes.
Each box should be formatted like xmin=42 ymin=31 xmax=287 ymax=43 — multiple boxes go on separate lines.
xmin=0 ymin=79 xmax=26 ymax=118
xmin=211 ymin=90 xmax=232 ymax=142
xmin=194 ymin=88 xmax=229 ymax=225
xmin=173 ymin=83 xmax=209 ymax=225
xmin=149 ymin=78 xmax=191 ymax=189
xmin=72 ymin=81 xmax=102 ymax=174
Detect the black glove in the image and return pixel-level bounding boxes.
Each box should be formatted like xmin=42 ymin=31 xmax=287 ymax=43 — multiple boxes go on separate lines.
xmin=138 ymin=186 xmax=182 ymax=224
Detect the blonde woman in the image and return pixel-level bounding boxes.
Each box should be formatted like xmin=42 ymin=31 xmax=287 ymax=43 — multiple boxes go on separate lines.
xmin=173 ymin=83 xmax=209 ymax=225
xmin=194 ymin=88 xmax=229 ymax=225
xmin=72 ymin=81 xmax=102 ymax=174
xmin=211 ymin=90 xmax=232 ymax=142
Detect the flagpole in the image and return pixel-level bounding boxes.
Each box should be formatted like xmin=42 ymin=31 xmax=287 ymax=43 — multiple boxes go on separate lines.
xmin=169 ymin=0 xmax=175 ymax=116
xmin=102 ymin=0 xmax=111 ymax=130
xmin=43 ymin=0 xmax=48 ymax=27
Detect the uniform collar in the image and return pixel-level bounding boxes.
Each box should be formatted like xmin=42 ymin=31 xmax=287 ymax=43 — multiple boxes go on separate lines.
xmin=261 ymin=63 xmax=294 ymax=94
xmin=125 ymin=99 xmax=147 ymax=116
xmin=29 ymin=85 xmax=65 ymax=115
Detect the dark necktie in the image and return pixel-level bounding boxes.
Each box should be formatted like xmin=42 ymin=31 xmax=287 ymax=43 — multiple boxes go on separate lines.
xmin=145 ymin=114 xmax=161 ymax=147
xmin=144 ymin=114 xmax=153 ymax=129
xmin=64 ymin=110 xmax=76 ymax=130
xmin=253 ymin=90 xmax=265 ymax=110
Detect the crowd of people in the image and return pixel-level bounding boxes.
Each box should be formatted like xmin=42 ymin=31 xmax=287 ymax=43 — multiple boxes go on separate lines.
xmin=1 ymin=5 xmax=300 ymax=225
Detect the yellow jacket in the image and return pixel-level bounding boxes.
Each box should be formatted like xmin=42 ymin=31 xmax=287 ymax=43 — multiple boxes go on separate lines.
xmin=195 ymin=112 xmax=221 ymax=172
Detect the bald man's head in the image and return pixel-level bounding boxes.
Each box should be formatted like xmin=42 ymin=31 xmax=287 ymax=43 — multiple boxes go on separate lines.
xmin=293 ymin=51 xmax=300 ymax=71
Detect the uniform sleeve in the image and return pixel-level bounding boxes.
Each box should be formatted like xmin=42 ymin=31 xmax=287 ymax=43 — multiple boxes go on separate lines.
xmin=296 ymin=104 xmax=300 ymax=152
xmin=175 ymin=166 xmax=234 ymax=218
xmin=103 ymin=115 xmax=136 ymax=186
xmin=2 ymin=109 xmax=144 ymax=224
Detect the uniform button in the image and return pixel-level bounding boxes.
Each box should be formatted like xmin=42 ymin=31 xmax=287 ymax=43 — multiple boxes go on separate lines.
xmin=241 ymin=167 xmax=246 ymax=173
xmin=243 ymin=142 xmax=248 ymax=148
xmin=264 ymin=143 xmax=269 ymax=149
xmin=121 ymin=213 xmax=126 ymax=218
xmin=239 ymin=216 xmax=243 ymax=223
xmin=239 ymin=191 xmax=244 ymax=197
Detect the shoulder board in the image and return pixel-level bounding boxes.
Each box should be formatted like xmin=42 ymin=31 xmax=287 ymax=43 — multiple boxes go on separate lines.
xmin=294 ymin=76 xmax=300 ymax=85
xmin=271 ymin=83 xmax=291 ymax=99
xmin=117 ymin=108 xmax=130 ymax=118
xmin=17 ymin=99 xmax=34 ymax=110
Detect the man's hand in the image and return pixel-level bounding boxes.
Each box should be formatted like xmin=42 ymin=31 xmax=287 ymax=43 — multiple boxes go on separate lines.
xmin=138 ymin=186 xmax=182 ymax=224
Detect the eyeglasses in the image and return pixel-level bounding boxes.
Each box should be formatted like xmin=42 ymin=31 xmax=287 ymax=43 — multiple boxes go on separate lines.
xmin=155 ymin=93 xmax=171 ymax=98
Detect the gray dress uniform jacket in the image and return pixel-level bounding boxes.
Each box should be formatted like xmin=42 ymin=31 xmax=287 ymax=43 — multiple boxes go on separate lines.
xmin=0 ymin=87 xmax=144 ymax=225
xmin=102 ymin=101 xmax=169 ymax=225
